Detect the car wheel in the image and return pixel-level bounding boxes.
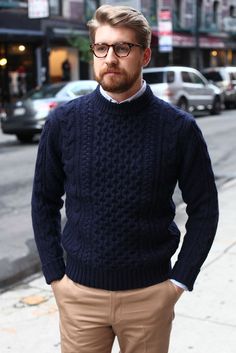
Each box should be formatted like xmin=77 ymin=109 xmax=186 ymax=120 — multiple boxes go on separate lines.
xmin=16 ymin=134 xmax=34 ymax=143
xmin=177 ymin=97 xmax=188 ymax=112
xmin=211 ymin=96 xmax=221 ymax=115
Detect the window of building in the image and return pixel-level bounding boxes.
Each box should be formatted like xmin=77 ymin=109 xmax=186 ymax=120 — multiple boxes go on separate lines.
xmin=229 ymin=5 xmax=236 ymax=18
xmin=0 ymin=1 xmax=27 ymax=8
xmin=184 ymin=0 xmax=195 ymax=30
xmin=49 ymin=0 xmax=61 ymax=16
xmin=213 ymin=1 xmax=219 ymax=25
xmin=198 ymin=0 xmax=203 ymax=28
xmin=162 ymin=0 xmax=172 ymax=8
xmin=173 ymin=0 xmax=181 ymax=29
xmin=84 ymin=0 xmax=99 ymax=22
xmin=69 ymin=1 xmax=83 ymax=21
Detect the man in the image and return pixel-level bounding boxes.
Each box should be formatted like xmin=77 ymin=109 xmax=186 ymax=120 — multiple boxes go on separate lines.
xmin=61 ymin=58 xmax=71 ymax=81
xmin=32 ymin=5 xmax=219 ymax=353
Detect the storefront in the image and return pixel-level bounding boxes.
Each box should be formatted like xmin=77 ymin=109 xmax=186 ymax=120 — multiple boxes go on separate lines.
xmin=44 ymin=25 xmax=90 ymax=83
xmin=0 ymin=34 xmax=43 ymax=106
xmin=0 ymin=9 xmax=43 ymax=105
xmin=0 ymin=10 xmax=90 ymax=106
xmin=150 ymin=30 xmax=236 ymax=69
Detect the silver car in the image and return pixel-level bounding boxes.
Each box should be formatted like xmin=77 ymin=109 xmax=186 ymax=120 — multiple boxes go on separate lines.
xmin=201 ymin=66 xmax=236 ymax=109
xmin=1 ymin=80 xmax=98 ymax=142
xmin=143 ymin=66 xmax=222 ymax=115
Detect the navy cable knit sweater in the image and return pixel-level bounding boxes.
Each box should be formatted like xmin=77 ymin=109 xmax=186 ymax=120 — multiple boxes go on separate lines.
xmin=31 ymin=85 xmax=219 ymax=291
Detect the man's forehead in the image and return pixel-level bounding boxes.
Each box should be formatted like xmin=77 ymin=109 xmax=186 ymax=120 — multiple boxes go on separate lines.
xmin=94 ymin=25 xmax=137 ymax=42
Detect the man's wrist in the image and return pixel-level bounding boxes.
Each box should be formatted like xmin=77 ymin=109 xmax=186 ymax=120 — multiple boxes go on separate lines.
xmin=170 ymin=279 xmax=188 ymax=291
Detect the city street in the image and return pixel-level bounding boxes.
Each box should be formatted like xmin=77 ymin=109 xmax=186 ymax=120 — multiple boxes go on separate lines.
xmin=0 ymin=133 xmax=39 ymax=288
xmin=0 ymin=108 xmax=236 ymax=352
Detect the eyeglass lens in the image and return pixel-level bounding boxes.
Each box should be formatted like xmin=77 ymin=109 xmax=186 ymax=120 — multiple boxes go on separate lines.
xmin=92 ymin=43 xmax=133 ymax=58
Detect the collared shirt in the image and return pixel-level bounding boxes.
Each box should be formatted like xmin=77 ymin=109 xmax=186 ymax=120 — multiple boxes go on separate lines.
xmin=100 ymin=80 xmax=147 ymax=103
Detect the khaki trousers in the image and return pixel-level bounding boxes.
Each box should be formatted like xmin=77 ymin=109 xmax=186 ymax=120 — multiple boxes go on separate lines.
xmin=52 ymin=275 xmax=182 ymax=353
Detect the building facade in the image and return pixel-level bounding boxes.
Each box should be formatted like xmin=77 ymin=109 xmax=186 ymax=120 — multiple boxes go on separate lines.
xmin=100 ymin=0 xmax=236 ymax=68
xmin=0 ymin=0 xmax=90 ymax=105
xmin=1 ymin=0 xmax=236 ymax=105
xmin=153 ymin=0 xmax=236 ymax=69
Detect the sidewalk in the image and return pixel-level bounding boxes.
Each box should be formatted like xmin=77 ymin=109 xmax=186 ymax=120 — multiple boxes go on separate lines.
xmin=0 ymin=181 xmax=235 ymax=353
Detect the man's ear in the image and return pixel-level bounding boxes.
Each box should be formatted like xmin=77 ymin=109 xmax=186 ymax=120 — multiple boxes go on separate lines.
xmin=143 ymin=47 xmax=152 ymax=67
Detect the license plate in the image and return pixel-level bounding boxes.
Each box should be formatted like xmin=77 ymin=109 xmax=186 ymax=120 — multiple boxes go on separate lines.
xmin=13 ymin=107 xmax=26 ymax=116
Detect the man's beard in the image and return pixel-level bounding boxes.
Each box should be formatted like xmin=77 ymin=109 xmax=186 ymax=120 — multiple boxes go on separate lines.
xmin=95 ymin=65 xmax=141 ymax=93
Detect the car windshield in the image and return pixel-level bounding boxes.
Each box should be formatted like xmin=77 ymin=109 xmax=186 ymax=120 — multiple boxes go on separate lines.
xmin=25 ymin=83 xmax=67 ymax=100
xmin=202 ymin=72 xmax=223 ymax=82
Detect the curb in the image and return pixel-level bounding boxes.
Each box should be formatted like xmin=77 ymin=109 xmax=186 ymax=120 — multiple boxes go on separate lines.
xmin=0 ymin=243 xmax=41 ymax=293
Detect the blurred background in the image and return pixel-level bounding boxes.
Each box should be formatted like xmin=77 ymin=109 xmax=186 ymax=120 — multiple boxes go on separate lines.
xmin=1 ymin=0 xmax=236 ymax=106
xmin=0 ymin=1 xmax=236 ymax=352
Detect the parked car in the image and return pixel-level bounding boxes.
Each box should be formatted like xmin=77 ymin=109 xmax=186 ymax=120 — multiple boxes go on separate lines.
xmin=1 ymin=80 xmax=98 ymax=142
xmin=142 ymin=66 xmax=223 ymax=115
xmin=201 ymin=66 xmax=236 ymax=108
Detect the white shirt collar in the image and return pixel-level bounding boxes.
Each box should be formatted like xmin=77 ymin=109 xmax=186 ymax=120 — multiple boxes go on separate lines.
xmin=100 ymin=80 xmax=147 ymax=104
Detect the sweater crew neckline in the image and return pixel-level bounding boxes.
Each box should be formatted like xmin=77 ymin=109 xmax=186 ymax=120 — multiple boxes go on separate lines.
xmin=89 ymin=85 xmax=156 ymax=115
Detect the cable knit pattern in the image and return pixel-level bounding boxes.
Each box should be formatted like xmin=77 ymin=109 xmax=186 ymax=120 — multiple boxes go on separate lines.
xmin=31 ymin=85 xmax=218 ymax=291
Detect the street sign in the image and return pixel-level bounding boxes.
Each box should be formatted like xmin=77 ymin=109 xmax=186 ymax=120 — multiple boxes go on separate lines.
xmin=28 ymin=0 xmax=49 ymax=19
xmin=158 ymin=9 xmax=173 ymax=53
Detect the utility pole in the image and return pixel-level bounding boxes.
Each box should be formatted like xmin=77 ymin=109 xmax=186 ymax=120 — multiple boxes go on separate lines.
xmin=195 ymin=0 xmax=201 ymax=70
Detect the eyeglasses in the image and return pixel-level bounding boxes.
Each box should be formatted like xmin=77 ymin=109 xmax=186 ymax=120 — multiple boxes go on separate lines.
xmin=90 ymin=42 xmax=143 ymax=58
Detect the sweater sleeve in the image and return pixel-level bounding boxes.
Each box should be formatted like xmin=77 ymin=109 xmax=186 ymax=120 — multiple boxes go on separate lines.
xmin=171 ymin=117 xmax=219 ymax=290
xmin=31 ymin=110 xmax=65 ymax=284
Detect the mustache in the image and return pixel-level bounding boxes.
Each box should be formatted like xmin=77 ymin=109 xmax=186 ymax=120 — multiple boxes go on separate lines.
xmin=100 ymin=64 xmax=122 ymax=75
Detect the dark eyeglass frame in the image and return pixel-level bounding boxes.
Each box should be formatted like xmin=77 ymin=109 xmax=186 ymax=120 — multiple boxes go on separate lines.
xmin=90 ymin=42 xmax=143 ymax=58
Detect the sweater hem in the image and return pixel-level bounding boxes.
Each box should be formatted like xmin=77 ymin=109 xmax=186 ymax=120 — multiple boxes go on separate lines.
xmin=65 ymin=256 xmax=171 ymax=291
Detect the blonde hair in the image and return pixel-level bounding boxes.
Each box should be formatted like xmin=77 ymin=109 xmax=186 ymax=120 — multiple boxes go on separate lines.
xmin=87 ymin=4 xmax=151 ymax=48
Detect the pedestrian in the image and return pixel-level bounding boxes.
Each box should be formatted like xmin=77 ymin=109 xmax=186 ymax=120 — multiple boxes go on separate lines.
xmin=61 ymin=58 xmax=71 ymax=81
xmin=17 ymin=65 xmax=27 ymax=96
xmin=31 ymin=5 xmax=219 ymax=353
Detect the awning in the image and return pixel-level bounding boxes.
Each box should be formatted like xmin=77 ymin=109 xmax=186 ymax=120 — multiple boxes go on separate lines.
xmin=0 ymin=28 xmax=43 ymax=36
xmin=152 ymin=30 xmax=226 ymax=49
xmin=52 ymin=28 xmax=88 ymax=37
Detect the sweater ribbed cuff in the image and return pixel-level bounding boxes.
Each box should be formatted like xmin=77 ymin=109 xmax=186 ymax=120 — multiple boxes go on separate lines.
xmin=42 ymin=258 xmax=66 ymax=284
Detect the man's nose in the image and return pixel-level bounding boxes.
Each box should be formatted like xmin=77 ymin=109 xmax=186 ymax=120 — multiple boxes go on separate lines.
xmin=104 ymin=46 xmax=118 ymax=64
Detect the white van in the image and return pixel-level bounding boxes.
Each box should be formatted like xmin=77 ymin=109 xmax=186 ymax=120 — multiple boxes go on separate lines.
xmin=143 ymin=66 xmax=222 ymax=115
